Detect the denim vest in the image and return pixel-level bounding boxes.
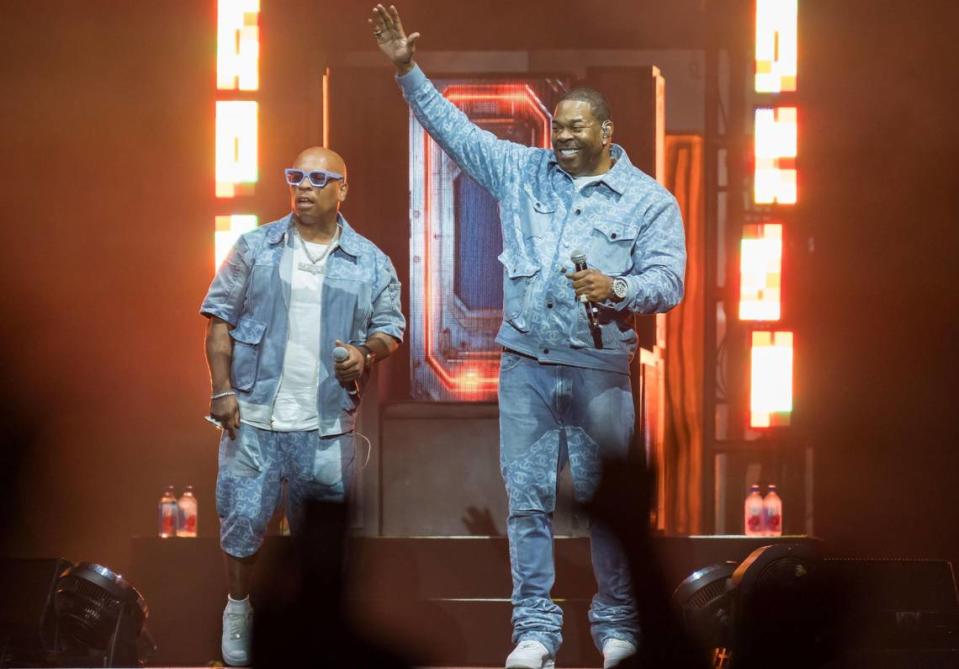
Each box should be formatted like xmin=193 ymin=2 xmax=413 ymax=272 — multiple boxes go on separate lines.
xmin=200 ymin=213 xmax=405 ymax=435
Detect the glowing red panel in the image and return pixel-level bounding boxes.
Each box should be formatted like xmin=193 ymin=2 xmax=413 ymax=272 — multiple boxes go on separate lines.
xmin=410 ymin=83 xmax=551 ymax=401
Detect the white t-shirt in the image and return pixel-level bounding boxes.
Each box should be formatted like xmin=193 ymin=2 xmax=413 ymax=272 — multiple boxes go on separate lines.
xmin=572 ymin=173 xmax=605 ymax=191
xmin=270 ymin=239 xmax=330 ymax=431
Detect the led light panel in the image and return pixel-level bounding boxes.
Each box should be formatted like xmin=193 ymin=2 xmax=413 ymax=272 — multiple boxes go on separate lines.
xmin=215 ymin=100 xmax=258 ymax=198
xmin=750 ymin=330 xmax=793 ymax=428
xmin=754 ymin=106 xmax=797 ymax=204
xmin=217 ymin=0 xmax=260 ymax=91
xmin=739 ymin=223 xmax=783 ymax=321
xmin=756 ymin=0 xmax=798 ymax=93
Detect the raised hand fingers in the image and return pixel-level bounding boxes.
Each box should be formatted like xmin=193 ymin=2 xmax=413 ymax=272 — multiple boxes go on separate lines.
xmin=388 ymin=4 xmax=405 ymax=34
xmin=375 ymin=4 xmax=395 ymax=31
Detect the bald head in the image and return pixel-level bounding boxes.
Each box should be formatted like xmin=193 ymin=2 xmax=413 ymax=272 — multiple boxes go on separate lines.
xmin=289 ymin=146 xmax=349 ymax=228
xmin=293 ymin=146 xmax=348 ymax=179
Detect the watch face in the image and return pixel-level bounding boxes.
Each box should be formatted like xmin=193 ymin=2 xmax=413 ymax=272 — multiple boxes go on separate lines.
xmin=613 ymin=278 xmax=628 ymax=298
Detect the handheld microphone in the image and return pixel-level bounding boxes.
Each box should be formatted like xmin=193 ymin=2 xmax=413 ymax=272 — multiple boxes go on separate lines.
xmin=570 ymin=250 xmax=600 ymax=330
xmin=332 ymin=346 xmax=360 ymax=396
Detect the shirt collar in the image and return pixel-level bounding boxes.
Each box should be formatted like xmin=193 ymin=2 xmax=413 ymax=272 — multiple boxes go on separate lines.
xmin=549 ymin=143 xmax=632 ymax=196
xmin=268 ymin=212 xmax=362 ymax=257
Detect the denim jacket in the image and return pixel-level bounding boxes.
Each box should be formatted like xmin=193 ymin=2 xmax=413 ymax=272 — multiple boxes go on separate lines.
xmin=398 ymin=65 xmax=686 ymax=374
xmin=200 ymin=213 xmax=405 ymax=435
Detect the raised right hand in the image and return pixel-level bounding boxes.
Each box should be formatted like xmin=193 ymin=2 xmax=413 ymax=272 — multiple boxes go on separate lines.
xmin=211 ymin=394 xmax=241 ymax=441
xmin=369 ymin=4 xmax=420 ymax=74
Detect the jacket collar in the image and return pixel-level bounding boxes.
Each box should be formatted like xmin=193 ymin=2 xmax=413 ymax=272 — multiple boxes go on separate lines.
xmin=549 ymin=143 xmax=632 ymax=196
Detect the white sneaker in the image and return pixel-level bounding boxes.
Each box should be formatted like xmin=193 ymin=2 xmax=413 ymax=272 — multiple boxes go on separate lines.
xmin=602 ymin=638 xmax=637 ymax=668
xmin=505 ymin=639 xmax=556 ymax=669
xmin=221 ymin=599 xmax=253 ymax=666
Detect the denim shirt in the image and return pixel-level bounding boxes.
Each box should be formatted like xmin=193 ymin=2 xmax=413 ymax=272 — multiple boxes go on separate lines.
xmin=200 ymin=213 xmax=405 ymax=436
xmin=398 ymin=65 xmax=686 ymax=374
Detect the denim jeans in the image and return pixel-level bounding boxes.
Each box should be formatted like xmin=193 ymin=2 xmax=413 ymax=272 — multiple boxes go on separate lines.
xmin=498 ymin=350 xmax=640 ymax=655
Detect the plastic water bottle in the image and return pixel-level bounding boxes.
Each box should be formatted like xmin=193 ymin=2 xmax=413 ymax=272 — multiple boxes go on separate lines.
xmin=177 ymin=485 xmax=198 ymax=537
xmin=744 ymin=483 xmax=764 ymax=536
xmin=158 ymin=485 xmax=178 ymax=538
xmin=763 ymin=484 xmax=783 ymax=537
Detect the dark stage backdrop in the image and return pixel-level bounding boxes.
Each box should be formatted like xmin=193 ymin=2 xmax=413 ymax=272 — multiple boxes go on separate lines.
xmin=799 ymin=0 xmax=959 ymax=561
xmin=0 ymin=0 xmax=957 ymax=580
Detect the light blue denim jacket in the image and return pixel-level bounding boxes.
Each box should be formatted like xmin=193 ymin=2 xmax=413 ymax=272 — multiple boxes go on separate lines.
xmin=398 ymin=65 xmax=686 ymax=374
xmin=200 ymin=213 xmax=405 ymax=436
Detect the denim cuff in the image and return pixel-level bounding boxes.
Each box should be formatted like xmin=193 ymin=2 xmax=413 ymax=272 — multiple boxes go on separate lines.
xmin=396 ymin=62 xmax=427 ymax=94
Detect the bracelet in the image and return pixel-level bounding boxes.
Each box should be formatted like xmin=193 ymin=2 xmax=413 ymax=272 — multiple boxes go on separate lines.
xmin=357 ymin=345 xmax=376 ymax=370
xmin=211 ymin=390 xmax=236 ymax=400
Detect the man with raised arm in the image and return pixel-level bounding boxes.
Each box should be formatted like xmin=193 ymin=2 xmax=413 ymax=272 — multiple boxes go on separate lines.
xmin=200 ymin=147 xmax=405 ymax=665
xmin=369 ymin=5 xmax=685 ymax=668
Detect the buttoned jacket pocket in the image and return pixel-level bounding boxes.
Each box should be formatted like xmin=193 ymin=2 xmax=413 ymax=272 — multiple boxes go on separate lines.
xmin=229 ymin=316 xmax=267 ymax=391
xmin=588 ymin=219 xmax=640 ymax=276
xmin=497 ymin=251 xmax=540 ymax=333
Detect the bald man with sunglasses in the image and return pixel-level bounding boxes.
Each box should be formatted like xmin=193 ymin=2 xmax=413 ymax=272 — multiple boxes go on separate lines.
xmin=200 ymin=146 xmax=405 ymax=665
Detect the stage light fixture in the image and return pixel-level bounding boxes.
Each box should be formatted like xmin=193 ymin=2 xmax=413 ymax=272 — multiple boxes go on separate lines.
xmin=54 ymin=562 xmax=151 ymax=667
xmin=739 ymin=222 xmax=782 ymax=321
xmin=672 ymin=562 xmax=737 ymax=662
xmin=730 ymin=543 xmax=827 ymax=665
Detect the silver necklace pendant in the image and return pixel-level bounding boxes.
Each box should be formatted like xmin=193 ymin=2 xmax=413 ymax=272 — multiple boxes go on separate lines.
xmin=297 ymin=261 xmax=325 ymax=275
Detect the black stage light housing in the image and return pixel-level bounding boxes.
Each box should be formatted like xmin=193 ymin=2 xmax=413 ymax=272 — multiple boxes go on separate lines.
xmin=673 ymin=561 xmax=737 ymax=666
xmin=729 ymin=542 xmax=828 ymax=668
xmin=54 ymin=562 xmax=151 ymax=667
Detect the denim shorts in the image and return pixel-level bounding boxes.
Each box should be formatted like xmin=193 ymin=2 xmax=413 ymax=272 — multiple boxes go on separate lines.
xmin=216 ymin=422 xmax=355 ymax=557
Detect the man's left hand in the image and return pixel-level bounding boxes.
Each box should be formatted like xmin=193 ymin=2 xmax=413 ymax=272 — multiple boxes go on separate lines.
xmin=566 ymin=268 xmax=614 ymax=303
xmin=334 ymin=339 xmax=365 ymax=382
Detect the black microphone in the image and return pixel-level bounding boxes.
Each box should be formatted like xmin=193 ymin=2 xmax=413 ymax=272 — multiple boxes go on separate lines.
xmin=332 ymin=346 xmax=359 ymax=396
xmin=570 ymin=250 xmax=600 ymax=330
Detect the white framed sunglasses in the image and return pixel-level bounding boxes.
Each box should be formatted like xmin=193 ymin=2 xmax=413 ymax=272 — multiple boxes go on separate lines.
xmin=284 ymin=168 xmax=344 ymax=188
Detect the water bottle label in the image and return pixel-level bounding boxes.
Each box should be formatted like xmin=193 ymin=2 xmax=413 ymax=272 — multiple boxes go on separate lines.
xmin=161 ymin=508 xmax=176 ymax=535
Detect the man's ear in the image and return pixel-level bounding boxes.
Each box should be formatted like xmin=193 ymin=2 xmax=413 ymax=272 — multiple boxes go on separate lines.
xmin=601 ymin=121 xmax=613 ymax=144
xmin=337 ymin=181 xmax=349 ymax=203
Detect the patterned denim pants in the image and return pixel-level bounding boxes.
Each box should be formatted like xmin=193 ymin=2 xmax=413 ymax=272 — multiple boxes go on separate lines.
xmin=498 ymin=350 xmax=640 ymax=655
xmin=216 ymin=423 xmax=355 ymax=558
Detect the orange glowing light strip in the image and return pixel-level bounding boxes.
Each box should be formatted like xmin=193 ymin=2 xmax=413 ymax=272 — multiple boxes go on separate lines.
xmin=754 ymin=106 xmax=797 ymax=205
xmin=446 ymin=93 xmax=539 ymax=104
xmin=421 ymin=86 xmax=550 ymax=392
xmin=217 ymin=0 xmax=260 ymax=91
xmin=750 ymin=330 xmax=793 ymax=428
xmin=755 ymin=0 xmax=798 ymax=93
xmin=739 ymin=223 xmax=782 ymax=321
